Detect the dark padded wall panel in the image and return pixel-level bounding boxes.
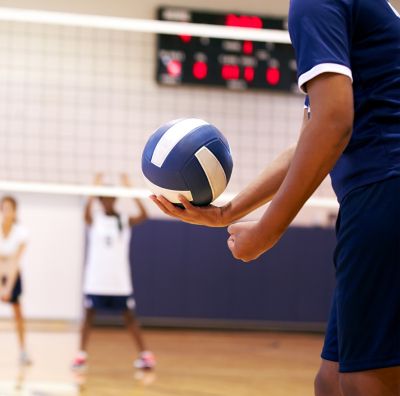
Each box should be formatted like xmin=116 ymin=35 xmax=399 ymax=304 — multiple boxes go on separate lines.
xmin=131 ymin=220 xmax=336 ymax=326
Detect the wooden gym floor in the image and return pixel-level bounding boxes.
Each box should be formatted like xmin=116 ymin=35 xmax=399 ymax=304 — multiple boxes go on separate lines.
xmin=0 ymin=322 xmax=324 ymax=396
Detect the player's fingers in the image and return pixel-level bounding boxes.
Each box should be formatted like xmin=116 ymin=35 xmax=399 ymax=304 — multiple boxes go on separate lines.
xmin=178 ymin=195 xmax=196 ymax=211
xmin=178 ymin=195 xmax=194 ymax=211
xmin=227 ymin=223 xmax=239 ymax=235
xmin=227 ymin=236 xmax=244 ymax=261
xmin=227 ymin=235 xmax=235 ymax=251
xmin=157 ymin=195 xmax=185 ymax=217
xmin=150 ymin=196 xmax=181 ymax=217
xmin=149 ymin=195 xmax=176 ymax=217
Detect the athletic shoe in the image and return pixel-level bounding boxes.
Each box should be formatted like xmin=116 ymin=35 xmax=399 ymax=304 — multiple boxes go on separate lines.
xmin=19 ymin=351 xmax=32 ymax=366
xmin=134 ymin=351 xmax=156 ymax=370
xmin=71 ymin=352 xmax=88 ymax=371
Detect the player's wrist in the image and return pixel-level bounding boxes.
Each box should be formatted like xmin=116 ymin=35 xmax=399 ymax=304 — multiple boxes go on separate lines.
xmin=219 ymin=202 xmax=234 ymax=227
xmin=252 ymin=219 xmax=282 ymax=255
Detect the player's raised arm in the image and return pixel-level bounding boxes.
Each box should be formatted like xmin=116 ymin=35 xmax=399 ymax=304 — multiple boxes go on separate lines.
xmin=150 ymin=110 xmax=310 ymax=227
xmin=84 ymin=173 xmax=103 ymax=225
xmin=120 ymin=173 xmax=148 ymax=226
xmin=228 ymin=73 xmax=353 ymax=261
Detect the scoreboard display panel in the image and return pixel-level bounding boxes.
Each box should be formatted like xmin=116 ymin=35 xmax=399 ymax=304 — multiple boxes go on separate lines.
xmin=156 ymin=7 xmax=298 ymax=92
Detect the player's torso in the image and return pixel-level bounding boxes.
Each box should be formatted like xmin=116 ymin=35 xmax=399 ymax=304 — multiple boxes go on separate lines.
xmin=332 ymin=0 xmax=400 ymax=199
xmin=84 ymin=213 xmax=132 ymax=295
xmin=0 ymin=225 xmax=20 ymax=255
xmin=0 ymin=224 xmax=25 ymax=277
xmin=350 ymin=0 xmax=400 ymax=130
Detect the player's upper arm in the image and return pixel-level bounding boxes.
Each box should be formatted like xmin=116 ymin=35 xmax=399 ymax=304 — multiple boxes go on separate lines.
xmin=307 ymin=73 xmax=354 ymax=144
xmin=289 ymin=0 xmax=353 ymax=93
xmin=15 ymin=242 xmax=27 ymax=261
xmin=18 ymin=226 xmax=29 ymax=245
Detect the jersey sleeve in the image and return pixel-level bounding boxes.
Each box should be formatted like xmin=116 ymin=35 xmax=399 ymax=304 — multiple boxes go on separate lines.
xmin=304 ymin=96 xmax=310 ymax=109
xmin=90 ymin=199 xmax=104 ymax=220
xmin=288 ymin=0 xmax=353 ymax=93
xmin=122 ymin=214 xmax=130 ymax=229
xmin=17 ymin=225 xmax=29 ymax=245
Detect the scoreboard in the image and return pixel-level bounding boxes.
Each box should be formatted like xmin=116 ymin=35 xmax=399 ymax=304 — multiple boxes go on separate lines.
xmin=156 ymin=7 xmax=298 ymax=92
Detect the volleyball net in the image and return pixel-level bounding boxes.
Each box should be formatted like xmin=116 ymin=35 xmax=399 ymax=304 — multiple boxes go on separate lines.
xmin=0 ymin=7 xmax=338 ymax=211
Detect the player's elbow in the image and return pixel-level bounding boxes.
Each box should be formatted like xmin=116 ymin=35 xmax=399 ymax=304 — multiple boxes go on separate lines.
xmin=140 ymin=213 xmax=148 ymax=222
xmin=317 ymin=103 xmax=353 ymax=149
xmin=307 ymin=72 xmax=354 ymax=146
xmin=330 ymin=109 xmax=354 ymax=147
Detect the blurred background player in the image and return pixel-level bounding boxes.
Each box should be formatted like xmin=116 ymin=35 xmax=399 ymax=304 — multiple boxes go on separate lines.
xmin=0 ymin=196 xmax=31 ymax=366
xmin=72 ymin=174 xmax=155 ymax=371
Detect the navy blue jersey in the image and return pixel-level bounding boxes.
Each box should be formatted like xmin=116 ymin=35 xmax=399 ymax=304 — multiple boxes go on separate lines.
xmin=289 ymin=0 xmax=400 ymax=202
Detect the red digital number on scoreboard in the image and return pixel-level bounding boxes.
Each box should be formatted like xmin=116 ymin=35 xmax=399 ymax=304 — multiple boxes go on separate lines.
xmin=225 ymin=14 xmax=263 ymax=29
xmin=193 ymin=61 xmax=208 ymax=80
xmin=244 ymin=67 xmax=255 ymax=82
xmin=221 ymin=65 xmax=240 ymax=80
xmin=266 ymin=67 xmax=281 ymax=85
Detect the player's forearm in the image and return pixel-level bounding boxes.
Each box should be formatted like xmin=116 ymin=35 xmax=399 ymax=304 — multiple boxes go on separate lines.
xmin=221 ymin=145 xmax=296 ymax=224
xmin=129 ymin=198 xmax=148 ymax=226
xmin=134 ymin=198 xmax=148 ymax=220
xmin=259 ymin=120 xmax=351 ymax=239
xmin=84 ymin=197 xmax=95 ymax=224
xmin=4 ymin=256 xmax=19 ymax=294
xmin=5 ymin=245 xmax=26 ymax=294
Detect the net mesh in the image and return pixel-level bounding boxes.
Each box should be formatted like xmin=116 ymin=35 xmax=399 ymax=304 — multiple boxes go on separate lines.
xmin=0 ymin=14 xmax=335 ymax=202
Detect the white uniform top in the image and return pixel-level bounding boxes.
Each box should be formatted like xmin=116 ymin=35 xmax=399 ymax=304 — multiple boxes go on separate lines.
xmin=0 ymin=223 xmax=28 ymax=278
xmin=83 ymin=208 xmax=133 ymax=296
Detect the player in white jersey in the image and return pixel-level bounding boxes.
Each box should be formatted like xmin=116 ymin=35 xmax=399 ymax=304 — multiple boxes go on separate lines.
xmin=72 ymin=174 xmax=155 ymax=371
xmin=0 ymin=196 xmax=31 ymax=365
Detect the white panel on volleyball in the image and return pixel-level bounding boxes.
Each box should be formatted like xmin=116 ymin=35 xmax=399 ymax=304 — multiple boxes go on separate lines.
xmin=195 ymin=146 xmax=227 ymax=201
xmin=143 ymin=175 xmax=193 ymax=204
xmin=151 ymin=118 xmax=209 ymax=167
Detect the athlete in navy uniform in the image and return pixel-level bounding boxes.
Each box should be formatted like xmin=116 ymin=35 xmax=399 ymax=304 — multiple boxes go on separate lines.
xmin=151 ymin=0 xmax=400 ymax=394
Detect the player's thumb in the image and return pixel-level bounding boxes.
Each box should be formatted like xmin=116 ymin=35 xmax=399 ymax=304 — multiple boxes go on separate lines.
xmin=227 ymin=235 xmax=235 ymax=251
xmin=227 ymin=223 xmax=239 ymax=235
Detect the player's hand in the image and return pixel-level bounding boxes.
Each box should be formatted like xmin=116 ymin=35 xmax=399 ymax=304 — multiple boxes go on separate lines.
xmin=120 ymin=173 xmax=132 ymax=187
xmin=227 ymin=221 xmax=280 ymax=262
xmin=150 ymin=194 xmax=229 ymax=227
xmin=93 ymin=173 xmax=104 ymax=186
xmin=0 ymin=291 xmax=11 ymax=302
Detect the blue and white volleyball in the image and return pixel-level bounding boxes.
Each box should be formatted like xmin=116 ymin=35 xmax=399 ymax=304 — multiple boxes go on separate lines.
xmin=142 ymin=118 xmax=233 ymax=206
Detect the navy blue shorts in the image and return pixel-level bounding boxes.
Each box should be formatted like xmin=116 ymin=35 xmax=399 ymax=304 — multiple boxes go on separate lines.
xmin=84 ymin=294 xmax=136 ymax=313
xmin=1 ymin=275 xmax=22 ymax=304
xmin=322 ymin=177 xmax=400 ymax=372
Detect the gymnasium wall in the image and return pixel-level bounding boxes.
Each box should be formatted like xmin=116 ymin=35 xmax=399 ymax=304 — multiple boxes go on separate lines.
xmin=0 ymin=0 xmax=335 ymax=198
xmin=0 ymin=0 xmax=349 ymax=321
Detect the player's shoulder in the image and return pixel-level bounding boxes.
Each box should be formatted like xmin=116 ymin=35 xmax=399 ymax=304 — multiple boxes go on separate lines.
xmin=289 ymin=0 xmax=352 ymax=21
xmin=13 ymin=223 xmax=29 ymax=241
xmin=121 ymin=213 xmax=130 ymax=226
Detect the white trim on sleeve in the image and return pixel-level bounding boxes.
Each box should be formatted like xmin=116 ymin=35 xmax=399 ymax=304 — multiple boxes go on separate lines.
xmin=298 ymin=63 xmax=353 ymax=94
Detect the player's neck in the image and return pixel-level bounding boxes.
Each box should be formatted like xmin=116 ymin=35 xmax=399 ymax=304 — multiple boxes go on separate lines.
xmin=103 ymin=207 xmax=117 ymax=216
xmin=2 ymin=218 xmax=15 ymax=237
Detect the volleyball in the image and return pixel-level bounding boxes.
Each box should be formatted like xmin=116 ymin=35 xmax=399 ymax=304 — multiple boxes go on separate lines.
xmin=142 ymin=118 xmax=233 ymax=206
